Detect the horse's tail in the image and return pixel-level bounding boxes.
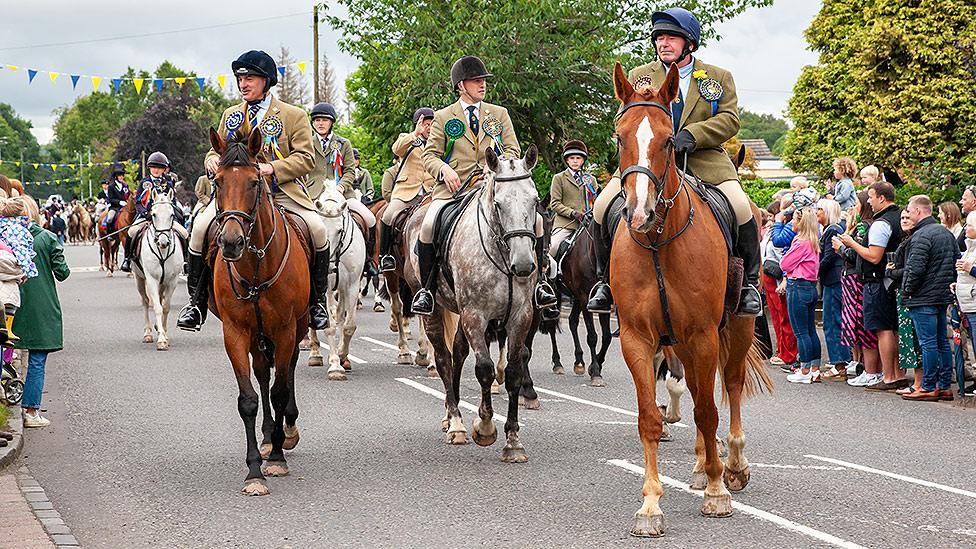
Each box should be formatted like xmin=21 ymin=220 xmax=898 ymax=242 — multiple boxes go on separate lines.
xmin=443 ymin=311 xmax=459 ymax=351
xmin=717 ymin=329 xmax=773 ymax=405
xmin=378 ymin=278 xmax=390 ymax=301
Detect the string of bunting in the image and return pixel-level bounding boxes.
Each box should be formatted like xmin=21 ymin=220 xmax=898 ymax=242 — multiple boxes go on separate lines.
xmin=0 ymin=60 xmax=309 ymax=94
xmin=20 ymin=178 xmax=78 ymax=186
xmin=0 ymin=159 xmax=138 ymax=170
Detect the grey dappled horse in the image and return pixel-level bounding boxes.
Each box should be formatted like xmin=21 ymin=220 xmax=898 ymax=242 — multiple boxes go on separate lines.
xmin=403 ymin=145 xmax=541 ymax=462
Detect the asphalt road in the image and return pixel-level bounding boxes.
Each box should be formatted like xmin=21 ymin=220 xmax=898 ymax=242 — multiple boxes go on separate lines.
xmin=18 ymin=244 xmax=976 ymax=548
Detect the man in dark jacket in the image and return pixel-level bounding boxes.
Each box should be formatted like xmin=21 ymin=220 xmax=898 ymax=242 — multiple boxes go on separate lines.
xmin=901 ymin=195 xmax=960 ymax=402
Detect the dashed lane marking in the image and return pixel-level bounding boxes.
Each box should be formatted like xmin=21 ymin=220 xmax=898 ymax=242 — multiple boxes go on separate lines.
xmin=395 ymin=377 xmax=520 ymax=425
xmin=607 ymin=459 xmax=867 ymax=549
xmin=805 ymin=455 xmax=976 ymax=500
xmin=317 ymin=343 xmax=367 ymax=364
xmin=534 ymin=386 xmax=690 ymax=428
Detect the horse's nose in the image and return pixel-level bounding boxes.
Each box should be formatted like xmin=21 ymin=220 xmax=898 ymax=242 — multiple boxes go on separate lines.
xmin=511 ymin=259 xmax=535 ymax=278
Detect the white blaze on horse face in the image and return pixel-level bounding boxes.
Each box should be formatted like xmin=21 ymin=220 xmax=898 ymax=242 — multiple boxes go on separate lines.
xmin=632 ymin=116 xmax=654 ymax=227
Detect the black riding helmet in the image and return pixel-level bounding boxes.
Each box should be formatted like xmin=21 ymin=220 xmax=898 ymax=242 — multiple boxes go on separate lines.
xmin=232 ymin=50 xmax=278 ymax=92
xmin=450 ymin=56 xmax=492 ymax=90
xmin=110 ymin=165 xmax=126 ymax=179
xmin=412 ymin=107 xmax=435 ymax=125
xmin=146 ymin=151 xmax=170 ymax=169
xmin=310 ymin=102 xmax=338 ymax=121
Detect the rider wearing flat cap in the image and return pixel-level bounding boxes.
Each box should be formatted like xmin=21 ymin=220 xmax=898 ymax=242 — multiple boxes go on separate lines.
xmin=178 ymin=49 xmax=331 ymax=332
xmin=588 ymin=7 xmax=762 ymax=317
xmin=412 ymin=55 xmax=558 ymax=316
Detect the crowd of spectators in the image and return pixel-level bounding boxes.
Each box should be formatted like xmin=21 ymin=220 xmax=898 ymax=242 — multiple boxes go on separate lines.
xmin=760 ymin=159 xmax=974 ymax=401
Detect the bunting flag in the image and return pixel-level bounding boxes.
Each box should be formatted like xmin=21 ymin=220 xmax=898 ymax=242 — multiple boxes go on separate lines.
xmin=0 ymin=59 xmax=309 ymax=95
xmin=0 ymin=159 xmax=138 ymax=169
xmin=21 ymin=178 xmax=80 ymax=186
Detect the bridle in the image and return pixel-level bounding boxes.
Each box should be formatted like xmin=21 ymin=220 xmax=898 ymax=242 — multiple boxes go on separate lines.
xmin=477 ymin=172 xmax=538 ymax=276
xmin=318 ymin=195 xmax=354 ymax=291
xmin=616 ymin=99 xmax=695 ymax=251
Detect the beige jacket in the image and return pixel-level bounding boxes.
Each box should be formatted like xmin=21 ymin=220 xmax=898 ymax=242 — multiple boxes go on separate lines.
xmin=205 ymin=96 xmax=316 ymax=210
xmin=391 ymin=132 xmax=435 ymax=201
xmin=423 ymin=100 xmax=520 ymax=200
xmin=308 ymin=133 xmax=357 ymax=200
xmin=550 ymin=168 xmax=597 ymax=231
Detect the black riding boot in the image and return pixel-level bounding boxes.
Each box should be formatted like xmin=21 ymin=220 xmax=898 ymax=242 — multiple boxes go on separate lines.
xmin=120 ymin=233 xmax=134 ymax=273
xmin=310 ymin=249 xmax=332 ymax=330
xmin=586 ymin=222 xmax=614 ymax=313
xmin=411 ymin=242 xmax=437 ymax=315
xmin=735 ymin=218 xmax=762 ymax=316
xmin=534 ymin=238 xmax=558 ymax=311
xmin=378 ymin=221 xmax=396 ymax=272
xmin=364 ymin=228 xmax=379 ymax=277
xmin=177 ymin=253 xmax=210 ymax=331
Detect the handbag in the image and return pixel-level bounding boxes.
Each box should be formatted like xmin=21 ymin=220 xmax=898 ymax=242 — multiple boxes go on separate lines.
xmin=762 ymin=258 xmax=783 ymax=280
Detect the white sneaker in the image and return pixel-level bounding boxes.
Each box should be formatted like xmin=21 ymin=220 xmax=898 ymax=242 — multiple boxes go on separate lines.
xmin=846 ymin=361 xmax=860 ymax=375
xmin=787 ymin=369 xmax=822 ymax=384
xmin=22 ymin=411 xmax=51 ymax=428
xmin=863 ymin=373 xmax=884 ymax=387
xmin=847 ymin=372 xmax=871 ymax=387
xmin=769 ymin=356 xmax=786 ymax=366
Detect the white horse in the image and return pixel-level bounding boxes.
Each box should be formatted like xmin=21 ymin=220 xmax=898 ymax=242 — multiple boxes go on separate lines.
xmin=309 ymin=185 xmax=366 ymax=381
xmin=133 ymin=191 xmax=184 ymax=350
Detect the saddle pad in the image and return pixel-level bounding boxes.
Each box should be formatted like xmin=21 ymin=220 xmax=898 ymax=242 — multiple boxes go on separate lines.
xmin=688 ymin=176 xmax=736 ymax=254
xmin=435 ymin=190 xmax=480 ymax=258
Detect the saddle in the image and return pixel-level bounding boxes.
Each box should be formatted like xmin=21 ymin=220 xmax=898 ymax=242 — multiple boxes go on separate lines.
xmin=389 ymin=198 xmax=427 ymax=272
xmin=554 ymin=221 xmax=590 ymax=279
xmin=348 ymin=210 xmax=369 ymax=243
xmin=432 ymin=191 xmax=482 ymax=291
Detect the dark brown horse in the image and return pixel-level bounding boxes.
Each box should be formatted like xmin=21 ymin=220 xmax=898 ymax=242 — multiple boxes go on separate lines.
xmin=207 ymin=127 xmax=309 ymax=496
xmin=97 ymin=196 xmax=133 ymax=276
xmin=609 ymin=63 xmax=771 ymax=537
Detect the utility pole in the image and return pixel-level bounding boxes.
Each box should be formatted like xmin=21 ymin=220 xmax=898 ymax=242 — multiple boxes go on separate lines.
xmin=313 ymin=5 xmax=320 ymax=104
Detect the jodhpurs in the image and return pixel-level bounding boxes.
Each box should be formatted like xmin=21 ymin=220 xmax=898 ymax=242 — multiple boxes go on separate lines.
xmin=189 ymin=193 xmax=330 ymax=254
xmin=593 ymin=177 xmax=754 ymax=227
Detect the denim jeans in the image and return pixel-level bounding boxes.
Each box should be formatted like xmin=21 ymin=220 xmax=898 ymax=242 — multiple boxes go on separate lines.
xmin=21 ymin=350 xmax=49 ymax=410
xmin=787 ymin=278 xmax=822 ymax=368
xmin=821 ymin=283 xmax=850 ymax=364
xmin=909 ymin=306 xmax=953 ymax=392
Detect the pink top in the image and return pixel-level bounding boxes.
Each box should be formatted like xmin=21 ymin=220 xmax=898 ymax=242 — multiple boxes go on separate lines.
xmin=779 ymin=239 xmax=819 ymax=281
xmin=0 ymin=239 xmax=11 ymax=255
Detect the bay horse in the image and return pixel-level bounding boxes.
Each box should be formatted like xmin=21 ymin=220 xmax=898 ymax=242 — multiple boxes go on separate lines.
xmin=609 ymin=63 xmax=771 ymax=537
xmin=403 ymin=146 xmax=540 ymax=461
xmin=97 ymin=196 xmax=133 ymax=276
xmin=132 ymin=191 xmax=184 ymax=350
xmin=363 ymin=198 xmax=388 ymax=313
xmin=207 ymin=127 xmax=309 ymax=496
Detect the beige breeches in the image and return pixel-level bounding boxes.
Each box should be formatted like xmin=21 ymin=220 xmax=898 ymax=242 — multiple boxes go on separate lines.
xmin=593 ymin=177 xmax=753 ymax=226
xmin=189 ymin=194 xmax=330 ymax=253
xmin=346 ymin=198 xmax=376 ymax=228
xmin=420 ymin=197 xmax=544 ymax=244
xmin=549 ymin=227 xmax=573 ymax=258
xmin=381 ymin=197 xmax=416 ymax=226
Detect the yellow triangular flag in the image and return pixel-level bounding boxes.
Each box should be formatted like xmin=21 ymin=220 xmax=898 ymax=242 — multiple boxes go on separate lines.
xmin=32 ymin=163 xmax=38 ymax=169
xmin=92 ymin=76 xmax=102 ymax=91
xmin=68 ymin=164 xmax=75 ymax=169
xmin=133 ymin=79 xmax=144 ymax=94
xmin=174 ymin=77 xmax=186 ymax=86
xmin=217 ymin=75 xmax=226 ymax=88
xmin=49 ymin=72 xmax=59 ymax=82
xmin=87 ymin=162 xmax=93 ymax=167
xmin=52 ymin=164 xmax=58 ymax=171
xmin=6 ymin=65 xmax=17 ymax=71
xmin=14 ymin=162 xmax=20 ymax=167
xmin=297 ymin=62 xmax=306 ymax=74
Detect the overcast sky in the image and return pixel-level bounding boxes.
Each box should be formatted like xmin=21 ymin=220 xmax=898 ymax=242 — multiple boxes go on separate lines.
xmin=0 ymin=0 xmax=820 ymax=146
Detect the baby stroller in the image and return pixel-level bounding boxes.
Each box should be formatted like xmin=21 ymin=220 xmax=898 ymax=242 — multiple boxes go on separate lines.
xmin=0 ymin=349 xmax=23 ymax=405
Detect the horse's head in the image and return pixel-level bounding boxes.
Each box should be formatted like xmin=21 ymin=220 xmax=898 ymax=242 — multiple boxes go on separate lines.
xmin=612 ymin=62 xmax=680 ymax=233
xmin=314 ymin=184 xmax=348 ymax=244
xmin=209 ymin=126 xmax=265 ymax=261
xmin=484 ymin=144 xmax=539 ymax=278
xmin=150 ymin=190 xmax=176 ymax=249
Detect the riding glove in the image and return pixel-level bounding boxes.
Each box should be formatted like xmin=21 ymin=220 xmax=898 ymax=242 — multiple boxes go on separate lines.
xmin=674 ymin=129 xmax=697 ymax=155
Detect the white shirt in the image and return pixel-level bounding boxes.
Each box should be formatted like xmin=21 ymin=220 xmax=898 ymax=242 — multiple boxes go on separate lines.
xmin=459 ymin=99 xmax=481 ymax=121
xmin=248 ymin=93 xmax=273 ymax=125
xmin=677 ymin=57 xmax=695 ymax=103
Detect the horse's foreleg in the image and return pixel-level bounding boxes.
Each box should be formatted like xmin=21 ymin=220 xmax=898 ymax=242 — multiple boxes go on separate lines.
xmin=619 ymin=327 xmax=666 ymax=537
xmin=569 ymin=302 xmax=585 ymax=375
xmin=136 ymin=277 xmax=153 ymax=344
xmin=597 ymin=312 xmax=612 ymax=371
xmin=464 ymin=317 xmax=497 ymax=448
xmin=549 ymin=329 xmax=564 ymax=374
xmin=253 ymin=352 xmax=274 ymax=461
xmin=226 ymin=338 xmax=267 ymax=495
xmin=491 ymin=333 xmax=507 ymax=395
xmin=518 ymin=329 xmax=540 ymax=409
xmin=373 ymin=276 xmax=385 ymax=312
xmin=424 ymin=312 xmax=464 ymax=444
xmin=339 ymin=282 xmax=359 ymax=371
xmin=388 ymin=277 xmax=412 ymax=365
xmin=307 ymin=328 xmax=323 ymax=367
xmin=147 ymin=277 xmax=168 ymax=350
xmin=502 ymin=336 xmax=528 ymax=463
xmin=581 ymin=311 xmax=603 ymax=386
xmin=326 ymin=289 xmax=346 ymax=381
xmin=678 ymin=337 xmax=732 ymax=518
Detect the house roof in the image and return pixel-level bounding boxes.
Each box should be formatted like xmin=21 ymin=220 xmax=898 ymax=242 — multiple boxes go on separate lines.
xmin=739 ymin=138 xmax=774 ymax=159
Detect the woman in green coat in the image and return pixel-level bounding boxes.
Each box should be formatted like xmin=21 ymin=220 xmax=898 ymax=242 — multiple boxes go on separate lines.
xmin=14 ymin=196 xmax=70 ymax=428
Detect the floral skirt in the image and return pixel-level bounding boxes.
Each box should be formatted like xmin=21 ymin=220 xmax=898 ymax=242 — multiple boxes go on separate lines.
xmin=897 ymin=293 xmax=921 ymax=369
xmin=841 ymin=273 xmax=878 ymax=350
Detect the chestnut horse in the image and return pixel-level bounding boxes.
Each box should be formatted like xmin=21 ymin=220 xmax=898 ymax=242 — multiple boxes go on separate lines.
xmin=609 ymin=63 xmax=771 ymax=537
xmin=97 ymin=195 xmax=134 ymax=276
xmin=207 ymin=127 xmax=309 ymax=496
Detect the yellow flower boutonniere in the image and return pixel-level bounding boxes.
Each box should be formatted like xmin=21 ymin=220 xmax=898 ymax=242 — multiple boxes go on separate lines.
xmin=693 ymin=69 xmax=708 ymax=80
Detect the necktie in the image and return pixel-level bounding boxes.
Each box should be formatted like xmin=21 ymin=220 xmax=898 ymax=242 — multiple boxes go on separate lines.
xmin=671 ymin=89 xmax=684 ymax=135
xmin=248 ymin=102 xmax=261 ymax=128
xmin=467 ymin=105 xmax=479 ymax=137
xmin=321 ymin=137 xmax=329 ymax=153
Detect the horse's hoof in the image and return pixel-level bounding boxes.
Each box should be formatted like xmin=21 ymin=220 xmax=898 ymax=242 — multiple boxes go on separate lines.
xmin=373 ymin=303 xmax=385 ymax=312
xmin=389 ymin=320 xmax=398 ymax=332
xmin=156 ymin=341 xmax=169 ymax=351
xmin=490 ymin=381 xmax=500 ymax=395
xmin=397 ymin=353 xmax=412 ymax=365
xmin=701 ymin=492 xmax=733 ymax=518
xmin=299 ymin=338 xmax=311 ymax=350
xmin=283 ymin=427 xmax=300 ymax=450
xmin=262 ymin=461 xmax=290 ymax=477
xmin=241 ymin=479 xmax=270 ymax=496
xmin=342 ymin=359 xmax=352 ymax=371
xmin=427 ymin=366 xmax=438 ymax=379
xmin=724 ymin=466 xmax=750 ymax=492
xmin=590 ymin=375 xmax=605 ymax=387
xmin=471 ymin=419 xmax=497 ymax=447
xmin=553 ymin=365 xmax=565 ymax=375
xmin=445 ymin=430 xmax=468 ymax=445
xmin=663 ymin=411 xmax=682 ymax=424
xmin=308 ymin=355 xmax=324 ymax=367
xmin=500 ymin=445 xmax=528 ymax=463
xmin=142 ymin=334 xmax=154 ymax=343
xmin=416 ymin=354 xmax=431 ymax=368
xmin=106 ymin=272 xmax=113 ymax=278
xmin=518 ymin=396 xmax=541 ymax=410
xmin=689 ymin=471 xmax=708 ymax=490
xmin=573 ymin=362 xmax=585 ymax=376
xmin=631 ymin=514 xmax=665 ymax=538
xmin=356 ymin=302 xmax=364 ymax=310
xmin=259 ymin=443 xmax=272 ymax=460
xmin=328 ymin=369 xmax=347 ymax=381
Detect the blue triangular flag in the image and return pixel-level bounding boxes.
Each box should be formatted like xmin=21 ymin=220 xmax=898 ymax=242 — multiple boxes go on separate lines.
xmin=112 ymin=79 xmax=122 ymax=93
xmin=196 ymin=77 xmax=206 ymax=91
xmin=154 ymin=79 xmax=164 ymax=93
xmin=27 ymin=69 xmax=37 ymax=83
xmin=277 ymin=66 xmax=286 ymax=78
xmin=70 ymin=74 xmax=81 ymax=90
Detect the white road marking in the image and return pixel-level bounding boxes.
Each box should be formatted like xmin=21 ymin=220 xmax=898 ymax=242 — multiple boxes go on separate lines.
xmin=607 ymin=459 xmax=866 ymax=549
xmin=534 ymin=386 xmax=690 ymax=428
xmin=749 ymin=463 xmax=846 ymax=471
xmin=319 ymin=343 xmax=366 ymax=364
xmin=395 ymin=377 xmax=518 ymax=425
xmin=360 ymin=336 xmax=412 ymax=355
xmin=805 ymin=455 xmax=976 ymax=500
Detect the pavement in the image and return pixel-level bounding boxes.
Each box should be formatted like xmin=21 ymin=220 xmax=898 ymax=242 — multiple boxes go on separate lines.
xmin=8 ymin=243 xmax=976 ymax=548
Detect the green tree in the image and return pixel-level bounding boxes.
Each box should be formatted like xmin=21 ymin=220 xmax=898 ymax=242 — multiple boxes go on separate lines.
xmin=0 ymin=103 xmax=42 ymax=183
xmin=737 ymin=108 xmax=787 ymax=155
xmin=328 ymin=0 xmax=771 ymax=188
xmin=784 ymin=0 xmax=976 ymax=185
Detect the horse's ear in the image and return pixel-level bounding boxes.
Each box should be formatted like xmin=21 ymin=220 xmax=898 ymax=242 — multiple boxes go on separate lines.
xmin=659 ymin=63 xmax=680 ymax=106
xmin=209 ymin=127 xmax=225 ymax=155
xmin=524 ymin=144 xmax=538 ymax=171
xmin=485 ymin=146 xmax=499 ymax=173
xmin=613 ymin=62 xmax=634 ymax=103
xmin=314 ymin=199 xmax=323 ymax=211
xmin=735 ymin=145 xmax=746 ymax=169
xmin=247 ymin=127 xmax=263 ymax=159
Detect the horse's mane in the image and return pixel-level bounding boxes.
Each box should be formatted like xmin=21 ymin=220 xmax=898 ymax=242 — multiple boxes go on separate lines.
xmin=220 ymin=136 xmax=256 ymax=167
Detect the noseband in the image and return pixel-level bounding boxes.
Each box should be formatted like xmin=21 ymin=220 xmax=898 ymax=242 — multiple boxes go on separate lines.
xmin=212 ymin=161 xmax=276 ymax=259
